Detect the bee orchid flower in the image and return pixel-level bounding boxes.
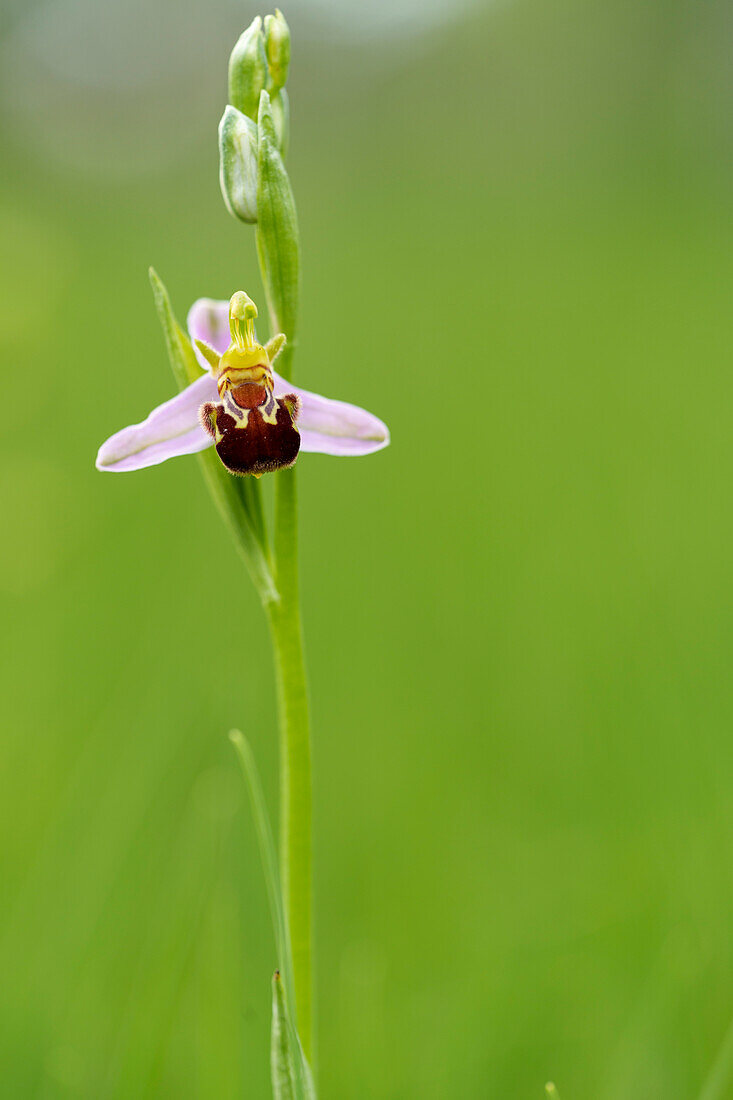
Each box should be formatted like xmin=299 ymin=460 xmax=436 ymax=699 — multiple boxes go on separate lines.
xmin=96 ymin=291 xmax=389 ymax=475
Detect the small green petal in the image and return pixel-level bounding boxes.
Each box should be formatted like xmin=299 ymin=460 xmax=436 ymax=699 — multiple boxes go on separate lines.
xmin=266 ymin=332 xmax=287 ymax=363
xmin=194 ymin=338 xmax=221 ymax=372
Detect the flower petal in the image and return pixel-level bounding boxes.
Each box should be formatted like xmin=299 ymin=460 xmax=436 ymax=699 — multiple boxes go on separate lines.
xmin=273 ymin=374 xmax=390 ymax=456
xmin=187 ymin=298 xmax=231 ymax=369
xmin=96 ymin=373 xmax=218 ymax=472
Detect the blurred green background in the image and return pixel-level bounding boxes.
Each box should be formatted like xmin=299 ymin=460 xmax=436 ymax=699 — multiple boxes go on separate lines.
xmin=3 ymin=0 xmax=733 ymax=1096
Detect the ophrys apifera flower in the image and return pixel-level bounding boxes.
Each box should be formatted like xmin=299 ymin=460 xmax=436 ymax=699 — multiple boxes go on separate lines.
xmin=96 ymin=291 xmax=389 ymax=476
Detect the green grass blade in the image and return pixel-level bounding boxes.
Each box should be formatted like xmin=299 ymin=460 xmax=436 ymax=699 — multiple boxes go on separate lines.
xmin=230 ymin=731 xmax=315 ymax=1098
xmin=698 ymin=1018 xmax=733 ymax=1100
xmin=229 ymin=730 xmax=294 ymax=1013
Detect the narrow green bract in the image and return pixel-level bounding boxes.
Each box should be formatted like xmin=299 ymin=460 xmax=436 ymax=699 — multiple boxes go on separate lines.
xmin=270 ymin=88 xmax=290 ymax=159
xmin=256 ymin=90 xmax=300 ymax=378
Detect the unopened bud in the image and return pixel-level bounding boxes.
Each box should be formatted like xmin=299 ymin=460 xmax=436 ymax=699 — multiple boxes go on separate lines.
xmin=219 ymin=106 xmax=259 ymax=223
xmin=228 ymin=16 xmax=268 ymax=121
xmin=264 ymin=9 xmax=291 ymax=93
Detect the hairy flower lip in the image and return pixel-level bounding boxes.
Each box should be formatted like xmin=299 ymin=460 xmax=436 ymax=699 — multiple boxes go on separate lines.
xmin=95 ymin=297 xmax=389 ymax=473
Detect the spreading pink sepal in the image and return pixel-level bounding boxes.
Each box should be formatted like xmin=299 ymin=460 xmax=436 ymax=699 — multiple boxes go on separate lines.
xmin=95 ymin=373 xmax=217 ymax=472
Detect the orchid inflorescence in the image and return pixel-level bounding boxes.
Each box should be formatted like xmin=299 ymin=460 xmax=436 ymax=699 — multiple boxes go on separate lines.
xmin=96 ymin=10 xmax=388 ymax=1098
xmin=97 ymin=9 xmax=387 ymax=486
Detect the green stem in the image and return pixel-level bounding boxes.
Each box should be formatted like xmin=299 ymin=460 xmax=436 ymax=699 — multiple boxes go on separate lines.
xmin=266 ymin=465 xmax=313 ymax=1061
xmin=252 ymin=86 xmax=311 ymax=1063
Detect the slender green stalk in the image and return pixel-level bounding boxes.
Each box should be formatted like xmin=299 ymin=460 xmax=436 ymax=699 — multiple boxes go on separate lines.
xmin=252 ymin=80 xmax=312 ymax=1061
xmin=266 ymin=465 xmax=313 ymax=1060
xmin=222 ymin=46 xmax=313 ymax=1068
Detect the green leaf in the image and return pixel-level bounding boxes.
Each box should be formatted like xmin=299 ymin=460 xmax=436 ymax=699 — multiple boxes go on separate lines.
xmin=148 ymin=265 xmax=202 ymax=389
xmin=256 ymin=90 xmax=300 ymax=379
xmin=148 ymin=268 xmax=277 ymax=604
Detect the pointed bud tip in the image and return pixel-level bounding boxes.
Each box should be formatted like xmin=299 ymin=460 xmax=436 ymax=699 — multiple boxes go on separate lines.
xmin=264 ymin=9 xmax=290 ymax=92
xmin=229 ymin=15 xmax=268 ymax=120
xmin=238 ymin=14 xmax=264 ymax=43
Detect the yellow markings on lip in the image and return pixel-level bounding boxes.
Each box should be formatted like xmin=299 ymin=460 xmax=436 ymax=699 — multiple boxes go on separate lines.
xmin=218 ymin=362 xmax=272 ymax=393
xmin=199 ymin=291 xmax=299 ymax=477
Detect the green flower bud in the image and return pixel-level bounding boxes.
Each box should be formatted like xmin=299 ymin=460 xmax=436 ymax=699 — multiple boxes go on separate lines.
xmin=228 ymin=15 xmax=268 ymax=121
xmin=219 ymin=106 xmax=259 ymax=223
xmin=264 ymin=9 xmax=291 ymax=93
